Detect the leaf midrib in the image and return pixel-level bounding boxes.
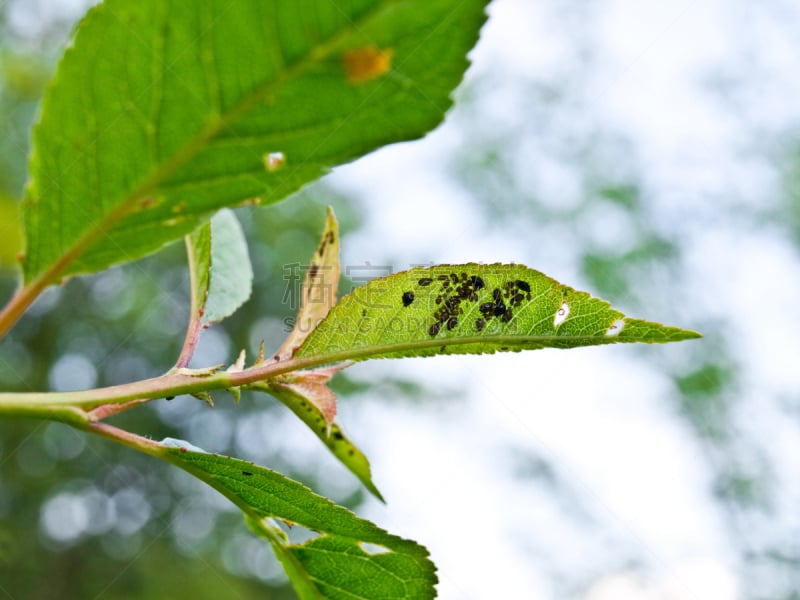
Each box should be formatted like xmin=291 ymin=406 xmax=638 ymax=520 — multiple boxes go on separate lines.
xmin=294 ymin=330 xmax=698 ymax=365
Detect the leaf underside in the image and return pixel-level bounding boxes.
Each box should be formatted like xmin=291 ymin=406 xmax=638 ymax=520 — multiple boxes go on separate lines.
xmin=296 ymin=263 xmax=701 ymax=361
xmin=164 ymin=446 xmax=436 ymax=599
xmin=277 ymin=205 xmax=340 ymax=358
xmin=186 ymin=208 xmax=252 ymax=328
xmin=21 ymin=0 xmax=488 ymax=286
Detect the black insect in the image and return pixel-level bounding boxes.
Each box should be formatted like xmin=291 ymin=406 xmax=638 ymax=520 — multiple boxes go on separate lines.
xmin=516 ymin=280 xmax=531 ymax=293
xmin=447 ymin=317 xmax=458 ymax=330
xmin=475 ymin=318 xmax=486 ymax=331
xmin=493 ymin=288 xmax=502 ymax=302
xmin=480 ymin=302 xmax=495 ymax=317
xmin=242 ymin=471 xmax=253 ymax=476
xmin=470 ymin=275 xmax=485 ymax=290
xmin=445 ymin=297 xmax=460 ymax=311
xmin=494 ymin=301 xmax=507 ymax=317
xmin=501 ymin=309 xmax=513 ymax=323
xmin=402 ymin=291 xmax=415 ymax=307
xmin=429 ymin=322 xmax=441 ymax=336
xmin=418 ymin=277 xmax=433 ymax=286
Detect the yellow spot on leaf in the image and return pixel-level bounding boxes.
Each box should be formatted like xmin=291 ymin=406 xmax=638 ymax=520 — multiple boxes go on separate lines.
xmin=342 ymin=46 xmax=394 ymax=84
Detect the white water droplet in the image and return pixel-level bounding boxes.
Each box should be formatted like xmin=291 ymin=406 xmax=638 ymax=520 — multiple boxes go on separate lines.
xmin=553 ymin=302 xmax=570 ymax=327
xmin=263 ymin=151 xmax=286 ymax=172
xmin=606 ymin=319 xmax=625 ymax=337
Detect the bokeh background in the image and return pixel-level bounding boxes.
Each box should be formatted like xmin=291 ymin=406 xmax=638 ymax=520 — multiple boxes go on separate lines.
xmin=1 ymin=1 xmax=799 ymax=598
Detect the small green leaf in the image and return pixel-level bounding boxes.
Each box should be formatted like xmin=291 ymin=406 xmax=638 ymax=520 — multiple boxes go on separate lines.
xmin=296 ymin=264 xmax=701 ymax=361
xmin=256 ymin=379 xmax=385 ymax=502
xmin=21 ymin=0 xmax=489 ymax=287
xmin=186 ymin=209 xmax=252 ymax=327
xmin=199 ymin=210 xmax=253 ymax=326
xmin=177 ymin=209 xmax=251 ymax=366
xmin=160 ymin=445 xmax=435 ymax=599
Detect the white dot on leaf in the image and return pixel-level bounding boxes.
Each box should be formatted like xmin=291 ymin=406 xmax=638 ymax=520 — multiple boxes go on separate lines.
xmin=553 ymin=302 xmax=570 ymax=327
xmin=606 ymin=319 xmax=625 ymax=337
xmin=264 ymin=152 xmax=286 ymax=172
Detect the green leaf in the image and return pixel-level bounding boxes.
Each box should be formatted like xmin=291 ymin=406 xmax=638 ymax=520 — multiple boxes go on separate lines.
xmin=295 ymin=263 xmax=701 ymax=361
xmin=21 ymin=0 xmax=488 ymax=287
xmin=0 ymin=195 xmax=22 ymax=271
xmin=200 ymin=210 xmax=253 ymax=326
xmin=160 ymin=444 xmax=436 ymax=599
xmin=177 ymin=209 xmax=252 ymax=366
xmin=256 ymin=379 xmax=385 ymax=502
xmin=187 ymin=209 xmax=252 ymax=327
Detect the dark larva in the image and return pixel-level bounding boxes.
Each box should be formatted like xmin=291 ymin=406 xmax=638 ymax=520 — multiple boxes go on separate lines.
xmin=429 ymin=322 xmax=441 ymax=336
xmin=402 ymin=291 xmax=415 ymax=307
xmin=447 ymin=317 xmax=458 ymax=330
xmin=516 ymin=280 xmax=531 ymax=293
xmin=418 ymin=277 xmax=433 ymax=286
xmin=470 ymin=275 xmax=485 ymax=290
xmin=475 ymin=318 xmax=486 ymax=331
xmin=494 ymin=301 xmax=507 ymax=317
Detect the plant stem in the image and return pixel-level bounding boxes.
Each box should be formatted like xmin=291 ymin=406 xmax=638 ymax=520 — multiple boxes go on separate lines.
xmin=0 ymin=282 xmax=46 ymax=342
xmin=0 ymin=398 xmax=89 ymax=426
xmin=0 ymin=352 xmax=335 ymax=412
xmin=84 ymin=421 xmax=163 ymax=457
xmin=175 ymin=235 xmax=204 ymax=368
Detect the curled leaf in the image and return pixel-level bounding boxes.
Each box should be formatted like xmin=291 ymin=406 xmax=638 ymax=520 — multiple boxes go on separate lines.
xmin=276 ymin=207 xmax=340 ymax=361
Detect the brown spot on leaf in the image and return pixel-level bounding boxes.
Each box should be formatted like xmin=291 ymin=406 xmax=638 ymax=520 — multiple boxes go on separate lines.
xmin=342 ymin=46 xmax=394 ymax=84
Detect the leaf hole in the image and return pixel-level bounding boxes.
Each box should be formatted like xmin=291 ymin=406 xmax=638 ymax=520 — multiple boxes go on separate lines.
xmin=273 ymin=521 xmax=322 ymax=545
xmin=358 ymin=541 xmax=392 ymax=555
xmin=553 ymin=302 xmax=570 ymax=327
xmin=605 ymin=319 xmax=625 ymax=337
